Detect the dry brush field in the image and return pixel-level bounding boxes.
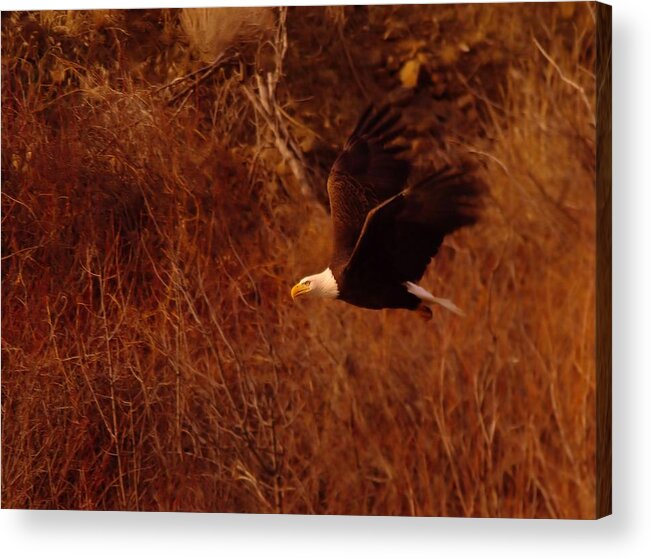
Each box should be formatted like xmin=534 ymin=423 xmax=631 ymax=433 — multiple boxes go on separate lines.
xmin=2 ymin=3 xmax=597 ymax=517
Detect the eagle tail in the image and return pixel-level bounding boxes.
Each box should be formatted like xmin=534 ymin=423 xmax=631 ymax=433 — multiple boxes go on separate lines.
xmin=404 ymin=281 xmax=465 ymax=316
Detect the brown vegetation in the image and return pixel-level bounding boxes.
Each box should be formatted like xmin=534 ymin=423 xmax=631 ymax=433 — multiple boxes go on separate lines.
xmin=2 ymin=3 xmax=597 ymax=517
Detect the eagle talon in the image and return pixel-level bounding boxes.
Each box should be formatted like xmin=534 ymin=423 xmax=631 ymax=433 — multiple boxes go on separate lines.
xmin=416 ymin=304 xmax=433 ymax=322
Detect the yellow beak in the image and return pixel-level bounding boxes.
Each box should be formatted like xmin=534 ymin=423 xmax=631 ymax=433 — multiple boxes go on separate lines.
xmin=291 ymin=283 xmax=310 ymax=300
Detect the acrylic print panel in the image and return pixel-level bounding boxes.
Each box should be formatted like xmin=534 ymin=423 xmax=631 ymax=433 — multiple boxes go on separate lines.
xmin=1 ymin=2 xmax=611 ymax=518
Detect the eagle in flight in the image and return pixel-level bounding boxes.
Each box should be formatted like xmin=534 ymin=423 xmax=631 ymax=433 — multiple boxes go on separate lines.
xmin=290 ymin=105 xmax=484 ymax=320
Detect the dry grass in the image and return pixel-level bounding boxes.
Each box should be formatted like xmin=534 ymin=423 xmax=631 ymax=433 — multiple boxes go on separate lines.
xmin=180 ymin=7 xmax=275 ymax=62
xmin=2 ymin=4 xmax=596 ymax=517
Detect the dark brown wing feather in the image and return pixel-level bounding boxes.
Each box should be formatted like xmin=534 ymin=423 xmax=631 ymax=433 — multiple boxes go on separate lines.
xmin=327 ymin=105 xmax=410 ymax=266
xmin=342 ymin=164 xmax=484 ymax=284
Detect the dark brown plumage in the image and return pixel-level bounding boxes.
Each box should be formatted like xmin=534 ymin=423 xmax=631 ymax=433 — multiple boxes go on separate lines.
xmin=291 ymin=105 xmax=485 ymax=315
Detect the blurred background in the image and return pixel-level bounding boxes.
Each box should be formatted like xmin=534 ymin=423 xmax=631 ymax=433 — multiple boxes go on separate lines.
xmin=2 ymin=3 xmax=596 ymax=517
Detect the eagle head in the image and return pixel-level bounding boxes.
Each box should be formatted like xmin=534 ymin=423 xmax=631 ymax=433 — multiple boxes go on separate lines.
xmin=291 ymin=268 xmax=339 ymax=300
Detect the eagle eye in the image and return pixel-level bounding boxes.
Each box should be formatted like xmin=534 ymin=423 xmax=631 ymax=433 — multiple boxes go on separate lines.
xmin=304 ymin=280 xmax=311 ymax=286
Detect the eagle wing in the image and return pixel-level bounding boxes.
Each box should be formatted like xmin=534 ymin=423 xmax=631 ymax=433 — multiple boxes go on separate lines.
xmin=327 ymin=105 xmax=410 ymax=266
xmin=342 ymin=165 xmax=484 ymax=283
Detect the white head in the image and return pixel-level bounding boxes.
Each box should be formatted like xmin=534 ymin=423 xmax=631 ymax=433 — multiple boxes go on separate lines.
xmin=291 ymin=268 xmax=339 ymax=300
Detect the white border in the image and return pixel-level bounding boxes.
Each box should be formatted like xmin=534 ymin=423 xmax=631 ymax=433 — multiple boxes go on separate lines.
xmin=2 ymin=0 xmax=650 ymax=557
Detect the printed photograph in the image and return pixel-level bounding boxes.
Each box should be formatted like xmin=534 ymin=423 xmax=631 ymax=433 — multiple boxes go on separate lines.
xmin=2 ymin=2 xmax=607 ymax=517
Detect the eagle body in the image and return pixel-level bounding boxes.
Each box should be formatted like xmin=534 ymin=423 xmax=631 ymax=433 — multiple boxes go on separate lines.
xmin=333 ymin=263 xmax=420 ymax=311
xmin=291 ymin=105 xmax=483 ymax=317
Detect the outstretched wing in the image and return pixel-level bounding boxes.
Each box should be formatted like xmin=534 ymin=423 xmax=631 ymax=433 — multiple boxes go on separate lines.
xmin=327 ymin=105 xmax=410 ymax=266
xmin=343 ymin=165 xmax=485 ymax=283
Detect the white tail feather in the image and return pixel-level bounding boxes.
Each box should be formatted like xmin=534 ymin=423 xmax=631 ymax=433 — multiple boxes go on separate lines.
xmin=404 ymin=281 xmax=465 ymax=316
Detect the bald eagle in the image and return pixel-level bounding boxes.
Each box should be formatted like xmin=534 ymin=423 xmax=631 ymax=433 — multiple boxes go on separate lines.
xmin=290 ymin=105 xmax=484 ymax=320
